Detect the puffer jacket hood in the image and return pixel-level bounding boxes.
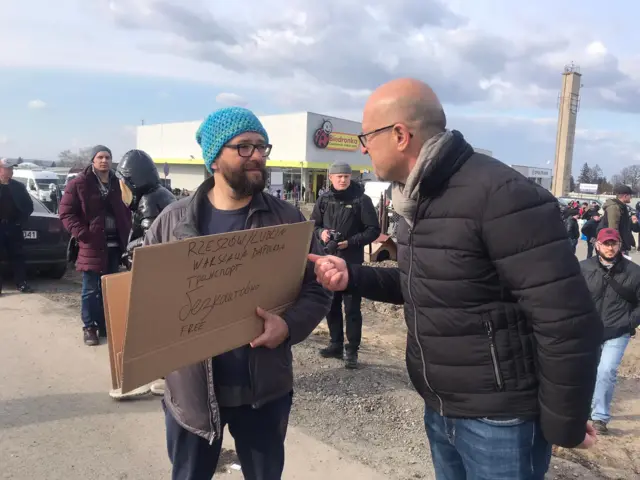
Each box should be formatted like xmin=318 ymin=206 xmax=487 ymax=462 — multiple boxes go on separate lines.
xmin=116 ymin=150 xmax=160 ymax=207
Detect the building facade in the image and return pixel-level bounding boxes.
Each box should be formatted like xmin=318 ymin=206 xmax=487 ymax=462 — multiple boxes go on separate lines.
xmin=136 ymin=112 xmax=548 ymax=198
xmin=510 ymin=164 xmax=553 ymax=190
xmin=137 ymin=112 xmax=373 ymax=199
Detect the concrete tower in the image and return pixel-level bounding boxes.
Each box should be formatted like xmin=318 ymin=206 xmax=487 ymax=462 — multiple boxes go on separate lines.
xmin=551 ymin=63 xmax=582 ymax=197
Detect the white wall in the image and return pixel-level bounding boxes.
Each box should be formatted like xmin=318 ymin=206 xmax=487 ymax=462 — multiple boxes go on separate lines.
xmin=260 ymin=113 xmax=307 ymax=162
xmin=165 ymin=164 xmax=207 ymax=191
xmin=305 ymin=112 xmax=372 ymax=170
xmin=138 ymin=121 xmax=201 ymax=159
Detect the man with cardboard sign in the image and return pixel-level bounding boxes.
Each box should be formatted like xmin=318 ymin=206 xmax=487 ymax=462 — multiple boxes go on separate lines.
xmin=119 ymin=107 xmax=330 ymax=480
xmin=104 ymin=220 xmax=318 ymax=393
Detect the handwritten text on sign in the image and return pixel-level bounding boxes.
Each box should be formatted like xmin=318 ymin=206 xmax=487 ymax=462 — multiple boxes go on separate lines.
xmin=179 ymin=226 xmax=288 ymax=337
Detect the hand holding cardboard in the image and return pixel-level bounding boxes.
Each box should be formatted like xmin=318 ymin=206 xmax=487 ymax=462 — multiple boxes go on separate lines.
xmin=250 ymin=307 xmax=290 ymax=349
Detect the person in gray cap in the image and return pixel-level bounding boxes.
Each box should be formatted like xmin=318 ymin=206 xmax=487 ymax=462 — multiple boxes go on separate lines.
xmin=0 ymin=157 xmax=34 ymax=295
xmin=59 ymin=145 xmax=131 ymax=346
xmin=311 ymin=160 xmax=380 ymax=368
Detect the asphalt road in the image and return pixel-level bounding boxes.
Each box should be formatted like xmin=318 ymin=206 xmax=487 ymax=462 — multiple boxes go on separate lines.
xmin=0 ymin=292 xmax=387 ymax=480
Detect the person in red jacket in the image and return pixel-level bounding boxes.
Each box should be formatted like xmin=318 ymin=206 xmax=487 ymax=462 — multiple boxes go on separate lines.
xmin=59 ymin=145 xmax=131 ymax=346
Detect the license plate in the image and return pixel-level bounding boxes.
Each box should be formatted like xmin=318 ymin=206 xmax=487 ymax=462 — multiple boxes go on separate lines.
xmin=23 ymin=230 xmax=38 ymax=240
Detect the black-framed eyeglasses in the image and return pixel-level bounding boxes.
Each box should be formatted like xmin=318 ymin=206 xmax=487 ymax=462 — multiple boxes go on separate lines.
xmin=357 ymin=124 xmax=394 ymax=148
xmin=224 ymin=143 xmax=272 ymax=158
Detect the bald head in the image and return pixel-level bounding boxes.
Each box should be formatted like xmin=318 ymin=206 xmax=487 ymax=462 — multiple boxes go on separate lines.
xmin=364 ymin=78 xmax=446 ymax=141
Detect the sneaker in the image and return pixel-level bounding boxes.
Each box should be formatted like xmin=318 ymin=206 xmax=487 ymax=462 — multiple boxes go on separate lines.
xmin=83 ymin=327 xmax=99 ymax=346
xmin=17 ymin=283 xmax=33 ymax=293
xmin=592 ymin=420 xmax=608 ymax=435
xmin=109 ymin=384 xmax=152 ymax=401
xmin=345 ymin=350 xmax=358 ymax=369
xmin=150 ymin=379 xmax=165 ymax=396
xmin=319 ymin=343 xmax=344 ymax=359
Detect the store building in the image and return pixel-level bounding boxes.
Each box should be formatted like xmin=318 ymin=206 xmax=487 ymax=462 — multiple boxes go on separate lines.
xmin=510 ymin=164 xmax=553 ymax=190
xmin=136 ymin=112 xmax=513 ymax=198
xmin=137 ymin=111 xmax=374 ymax=200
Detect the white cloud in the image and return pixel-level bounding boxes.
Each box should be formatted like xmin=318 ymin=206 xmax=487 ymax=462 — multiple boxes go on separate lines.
xmin=0 ymin=1 xmax=639 ymax=114
xmin=0 ymin=134 xmax=9 ymax=145
xmin=215 ymin=93 xmax=248 ymax=107
xmin=27 ymin=99 xmax=46 ymax=109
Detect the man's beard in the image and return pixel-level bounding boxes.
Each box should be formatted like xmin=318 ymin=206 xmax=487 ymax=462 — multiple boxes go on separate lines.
xmin=217 ymin=160 xmax=266 ymax=199
xmin=598 ymin=250 xmax=619 ymax=263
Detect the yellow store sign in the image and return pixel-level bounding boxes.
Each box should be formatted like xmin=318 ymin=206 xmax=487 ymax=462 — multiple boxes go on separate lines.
xmin=312 ymin=119 xmax=360 ymax=152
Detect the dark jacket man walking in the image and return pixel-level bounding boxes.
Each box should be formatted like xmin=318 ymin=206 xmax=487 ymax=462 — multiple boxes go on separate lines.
xmin=311 ymin=160 xmax=380 ymax=368
xmin=59 ymin=146 xmax=131 ymax=346
xmin=581 ymin=213 xmax=602 ymax=259
xmin=144 ymin=107 xmax=331 ymax=479
xmin=310 ymin=78 xmax=602 ymax=479
xmin=581 ymin=228 xmax=640 ymax=435
xmin=0 ymin=157 xmax=34 ymax=295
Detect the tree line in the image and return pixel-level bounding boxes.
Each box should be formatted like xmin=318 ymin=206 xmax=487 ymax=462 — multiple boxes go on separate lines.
xmin=57 ymin=147 xmax=96 ymax=168
xmin=572 ymin=162 xmax=613 ymax=194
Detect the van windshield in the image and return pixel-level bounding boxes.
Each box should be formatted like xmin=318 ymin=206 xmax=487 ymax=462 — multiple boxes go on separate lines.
xmin=36 ymin=179 xmax=60 ymax=189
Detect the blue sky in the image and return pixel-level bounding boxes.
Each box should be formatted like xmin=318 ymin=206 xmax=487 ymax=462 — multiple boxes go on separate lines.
xmin=1 ymin=0 xmax=639 ymax=178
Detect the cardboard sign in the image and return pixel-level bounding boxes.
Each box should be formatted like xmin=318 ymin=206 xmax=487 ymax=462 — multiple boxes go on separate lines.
xmin=102 ymin=221 xmax=314 ymax=394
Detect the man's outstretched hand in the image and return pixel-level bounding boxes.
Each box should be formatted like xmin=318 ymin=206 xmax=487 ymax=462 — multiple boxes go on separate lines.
xmin=308 ymin=254 xmax=349 ymax=291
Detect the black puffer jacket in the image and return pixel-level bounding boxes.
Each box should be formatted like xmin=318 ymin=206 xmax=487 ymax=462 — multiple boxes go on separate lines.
xmin=311 ymin=181 xmax=380 ymax=264
xmin=581 ymin=256 xmax=640 ymax=341
xmin=348 ymin=132 xmax=602 ymax=448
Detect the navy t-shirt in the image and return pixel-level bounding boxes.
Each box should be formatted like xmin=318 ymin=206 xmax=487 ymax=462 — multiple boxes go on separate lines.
xmin=198 ymin=200 xmax=252 ymax=407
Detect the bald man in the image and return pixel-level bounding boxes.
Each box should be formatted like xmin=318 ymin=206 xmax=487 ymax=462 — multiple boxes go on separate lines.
xmin=310 ymin=79 xmax=602 ymax=479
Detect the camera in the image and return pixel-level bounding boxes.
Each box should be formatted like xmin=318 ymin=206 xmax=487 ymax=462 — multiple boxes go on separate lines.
xmin=324 ymin=230 xmax=344 ymax=255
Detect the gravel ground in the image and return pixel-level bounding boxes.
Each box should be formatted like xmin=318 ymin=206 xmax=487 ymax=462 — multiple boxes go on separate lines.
xmin=17 ymin=266 xmax=622 ymax=480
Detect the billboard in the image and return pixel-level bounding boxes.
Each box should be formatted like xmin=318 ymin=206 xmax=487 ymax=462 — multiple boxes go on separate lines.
xmin=579 ymin=183 xmax=598 ymax=194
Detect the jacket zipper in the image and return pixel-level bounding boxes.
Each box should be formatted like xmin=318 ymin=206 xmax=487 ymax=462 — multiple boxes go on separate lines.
xmin=205 ymin=359 xmax=217 ymax=444
xmin=484 ymin=318 xmax=504 ymax=391
xmin=407 ymin=197 xmax=444 ymax=415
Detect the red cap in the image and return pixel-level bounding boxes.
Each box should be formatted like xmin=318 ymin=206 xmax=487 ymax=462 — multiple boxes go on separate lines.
xmin=597 ymin=228 xmax=621 ymax=243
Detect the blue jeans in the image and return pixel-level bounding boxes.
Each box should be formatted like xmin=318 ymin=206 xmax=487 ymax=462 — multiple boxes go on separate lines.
xmin=591 ymin=334 xmax=631 ymax=424
xmin=80 ymin=247 xmax=121 ymax=330
xmin=424 ymin=407 xmax=552 ymax=480
xmin=165 ymin=392 xmax=293 ymax=480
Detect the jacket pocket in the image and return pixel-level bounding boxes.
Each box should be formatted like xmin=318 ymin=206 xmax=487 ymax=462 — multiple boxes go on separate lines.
xmin=483 ymin=316 xmax=505 ymax=391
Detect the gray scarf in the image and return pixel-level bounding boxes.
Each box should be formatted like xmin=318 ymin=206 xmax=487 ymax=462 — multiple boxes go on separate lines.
xmin=392 ymin=130 xmax=455 ymax=226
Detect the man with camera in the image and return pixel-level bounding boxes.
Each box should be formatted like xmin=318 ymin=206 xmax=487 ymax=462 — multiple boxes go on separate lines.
xmin=311 ymin=161 xmax=380 ymax=368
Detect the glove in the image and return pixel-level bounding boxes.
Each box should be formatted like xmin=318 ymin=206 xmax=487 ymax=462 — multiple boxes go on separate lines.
xmin=121 ymin=238 xmax=144 ymax=270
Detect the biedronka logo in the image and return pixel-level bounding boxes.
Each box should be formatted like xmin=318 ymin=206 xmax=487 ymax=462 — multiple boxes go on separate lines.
xmin=312 ymin=119 xmax=359 ymax=151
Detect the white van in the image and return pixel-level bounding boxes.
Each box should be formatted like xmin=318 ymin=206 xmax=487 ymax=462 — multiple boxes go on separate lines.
xmin=12 ymin=169 xmax=62 ymax=209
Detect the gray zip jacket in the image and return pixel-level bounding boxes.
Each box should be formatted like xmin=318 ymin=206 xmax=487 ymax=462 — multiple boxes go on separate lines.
xmin=144 ymin=177 xmax=332 ymax=443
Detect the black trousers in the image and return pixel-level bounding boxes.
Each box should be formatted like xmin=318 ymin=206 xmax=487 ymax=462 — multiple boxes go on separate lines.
xmin=165 ymin=392 xmax=293 ymax=480
xmin=326 ymin=291 xmax=363 ymax=352
xmin=0 ymin=221 xmax=27 ymax=289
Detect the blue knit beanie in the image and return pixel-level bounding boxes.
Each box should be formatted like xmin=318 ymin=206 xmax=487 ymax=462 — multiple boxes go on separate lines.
xmin=196 ymin=107 xmax=269 ymax=173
